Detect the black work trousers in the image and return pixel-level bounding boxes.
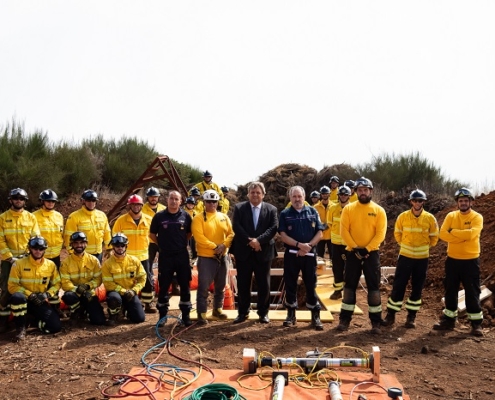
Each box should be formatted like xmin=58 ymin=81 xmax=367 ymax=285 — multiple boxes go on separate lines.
xmin=283 ymin=251 xmax=318 ymax=308
xmin=157 ymin=250 xmax=192 ymax=309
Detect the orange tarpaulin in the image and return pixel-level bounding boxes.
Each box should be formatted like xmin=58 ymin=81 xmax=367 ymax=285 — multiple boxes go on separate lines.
xmin=115 ymin=368 xmax=410 ymax=400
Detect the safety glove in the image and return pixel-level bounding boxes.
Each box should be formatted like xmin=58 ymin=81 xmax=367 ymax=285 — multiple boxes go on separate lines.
xmin=123 ymin=290 xmax=136 ymax=301
xmin=76 ymin=284 xmax=91 ymax=295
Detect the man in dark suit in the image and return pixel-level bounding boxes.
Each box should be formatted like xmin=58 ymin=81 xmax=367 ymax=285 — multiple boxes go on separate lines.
xmin=231 ymin=182 xmax=278 ymax=324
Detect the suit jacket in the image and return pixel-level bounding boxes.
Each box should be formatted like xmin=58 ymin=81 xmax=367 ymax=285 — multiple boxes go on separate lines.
xmin=231 ymin=201 xmax=278 ymax=263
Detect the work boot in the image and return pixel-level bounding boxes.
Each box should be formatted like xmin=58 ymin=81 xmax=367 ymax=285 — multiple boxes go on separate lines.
xmin=336 ymin=319 xmax=350 ymax=332
xmin=212 ymin=308 xmax=228 ymax=320
xmin=381 ymin=311 xmax=396 ymax=327
xmin=145 ymin=303 xmax=158 ymax=314
xmin=311 ymin=308 xmax=323 ymax=331
xmin=405 ymin=312 xmax=416 ymax=329
xmin=370 ymin=321 xmax=382 ymax=335
xmin=15 ymin=326 xmax=26 ymax=341
xmin=157 ymin=309 xmax=168 ymax=328
xmin=197 ymin=312 xmax=208 ymax=325
xmin=432 ymin=316 xmax=455 ymax=331
xmin=181 ymin=312 xmax=193 ymax=327
xmin=470 ymin=322 xmax=483 ymax=337
xmin=106 ymin=312 xmax=119 ymax=327
xmin=329 ymin=289 xmax=342 ymax=300
xmin=283 ymin=308 xmax=297 ymax=327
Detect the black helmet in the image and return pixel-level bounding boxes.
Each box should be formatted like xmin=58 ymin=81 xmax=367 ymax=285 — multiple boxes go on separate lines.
xmin=203 ymin=170 xmax=213 ymax=178
xmin=344 ymin=180 xmax=355 ymax=189
xmin=146 ymin=187 xmax=160 ymax=197
xmin=28 ymin=236 xmax=48 ymax=249
xmin=110 ymin=232 xmax=129 ymax=247
xmin=190 ymin=187 xmax=201 ymax=196
xmin=338 ymin=186 xmax=352 ymax=196
xmin=329 ymin=176 xmax=340 ymax=184
xmin=70 ymin=231 xmax=88 ymax=243
xmin=319 ymin=186 xmax=330 ymax=194
xmin=454 ymin=188 xmax=474 ymax=201
xmin=355 ymin=177 xmax=373 ymax=189
xmin=39 ymin=189 xmax=58 ymax=202
xmin=81 ymin=190 xmax=98 ymax=201
xmin=221 ymin=186 xmax=229 ymax=193
xmin=185 ymin=196 xmax=196 ymax=205
xmin=310 ymin=190 xmax=320 ymax=198
xmin=9 ymin=188 xmax=28 ymax=200
xmin=409 ymin=189 xmax=427 ymax=201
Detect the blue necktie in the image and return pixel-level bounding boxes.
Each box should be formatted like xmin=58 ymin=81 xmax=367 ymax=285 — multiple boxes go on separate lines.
xmin=253 ymin=206 xmax=259 ymax=228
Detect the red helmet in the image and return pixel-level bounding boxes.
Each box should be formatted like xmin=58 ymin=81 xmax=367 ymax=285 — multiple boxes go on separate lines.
xmin=127 ymin=194 xmax=144 ymax=205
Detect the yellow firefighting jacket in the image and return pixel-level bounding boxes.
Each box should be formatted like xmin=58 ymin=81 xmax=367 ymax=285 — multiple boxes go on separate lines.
xmin=349 ymin=193 xmax=358 ymax=203
xmin=340 ymin=200 xmax=387 ymax=251
xmin=220 ymin=197 xmax=230 ymax=214
xmin=142 ymin=203 xmax=166 ymax=244
xmin=60 ymin=252 xmax=102 ymax=295
xmin=112 ymin=212 xmax=152 ymax=261
xmin=142 ymin=202 xmax=166 ymax=218
xmin=33 ymin=209 xmax=64 ymax=259
xmin=439 ymin=209 xmax=483 ymax=260
xmin=64 ymin=207 xmax=111 ymax=255
xmin=327 ymin=201 xmax=348 ymax=245
xmin=394 ymin=209 xmax=439 ymax=259
xmin=8 ymin=255 xmax=61 ymax=297
xmin=0 ymin=209 xmax=40 ymax=260
xmin=314 ymin=201 xmax=332 ymax=240
xmin=194 ymin=200 xmax=204 ymax=214
xmin=329 ymin=188 xmax=338 ymax=203
xmin=101 ymin=254 xmax=146 ymax=295
xmin=184 ymin=207 xmax=198 ymax=219
xmin=191 ymin=211 xmax=234 ymax=257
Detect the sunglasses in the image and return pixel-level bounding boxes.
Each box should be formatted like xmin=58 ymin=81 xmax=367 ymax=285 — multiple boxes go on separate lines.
xmin=113 ymin=243 xmax=126 ymax=248
xmin=31 ymin=247 xmax=46 ymax=251
xmin=411 ymin=199 xmax=424 ymax=203
xmin=205 ymin=200 xmax=218 ymax=204
xmin=11 ymin=197 xmax=25 ymax=200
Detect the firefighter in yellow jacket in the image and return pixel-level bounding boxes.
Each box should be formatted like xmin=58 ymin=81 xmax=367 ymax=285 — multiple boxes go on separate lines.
xmin=142 ymin=187 xmax=166 ymax=270
xmin=382 ymin=189 xmax=439 ymax=329
xmin=64 ymin=190 xmax=111 ymax=260
xmin=0 ymin=188 xmax=40 ymax=333
xmin=329 ymin=176 xmax=340 ymax=203
xmin=433 ymin=188 xmax=484 ymax=336
xmin=33 ymin=189 xmax=64 ymax=268
xmin=184 ymin=196 xmax=199 ymax=260
xmin=60 ymin=231 xmax=106 ymax=326
xmin=194 ymin=170 xmax=223 ymax=200
xmin=8 ymin=236 xmax=61 ymax=341
xmin=337 ymin=177 xmax=387 ymax=335
xmin=327 ymin=185 xmax=351 ymax=300
xmin=345 ymin=180 xmax=358 ymax=203
xmin=315 ymin=185 xmax=333 ymax=258
xmin=220 ymin=186 xmax=231 ymax=214
xmin=102 ymin=233 xmax=147 ymax=325
xmin=191 ymin=190 xmax=234 ymax=324
xmin=112 ymin=194 xmax=156 ymax=313
xmin=189 ymin=187 xmax=205 ymax=214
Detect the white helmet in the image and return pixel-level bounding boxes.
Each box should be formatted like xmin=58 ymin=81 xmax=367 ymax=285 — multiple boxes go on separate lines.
xmin=203 ymin=189 xmax=220 ymax=201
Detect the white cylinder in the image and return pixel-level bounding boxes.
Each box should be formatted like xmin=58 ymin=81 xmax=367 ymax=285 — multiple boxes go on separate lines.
xmin=328 ymin=381 xmax=343 ymax=400
xmin=271 ymin=374 xmax=286 ymax=400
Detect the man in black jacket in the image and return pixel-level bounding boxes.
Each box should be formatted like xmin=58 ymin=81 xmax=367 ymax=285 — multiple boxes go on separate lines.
xmin=231 ymin=182 xmax=278 ymax=324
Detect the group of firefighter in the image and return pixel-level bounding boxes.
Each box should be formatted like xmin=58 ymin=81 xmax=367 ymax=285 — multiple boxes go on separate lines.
xmin=0 ymin=169 xmax=485 ymax=341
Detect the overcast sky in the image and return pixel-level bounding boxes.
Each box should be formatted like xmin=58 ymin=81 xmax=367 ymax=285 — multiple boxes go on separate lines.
xmin=1 ymin=1 xmax=494 ymax=193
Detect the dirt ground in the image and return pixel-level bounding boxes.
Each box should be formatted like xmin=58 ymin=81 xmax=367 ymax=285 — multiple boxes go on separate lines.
xmin=1 ymin=192 xmax=495 ymax=400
